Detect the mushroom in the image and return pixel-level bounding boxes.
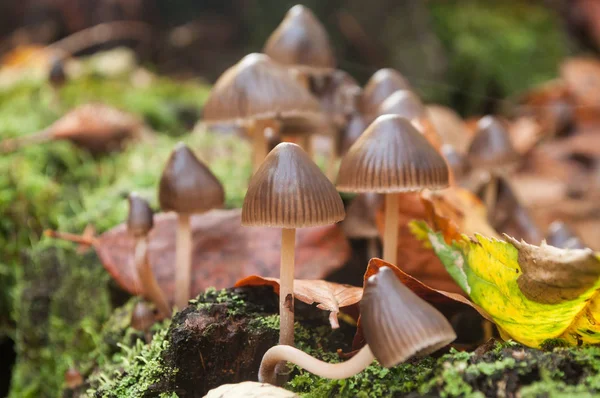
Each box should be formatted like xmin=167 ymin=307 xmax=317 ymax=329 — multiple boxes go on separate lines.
xmin=377 ymin=89 xmax=442 ymax=149
xmin=342 ymin=193 xmax=382 ymax=260
xmin=467 ymin=116 xmax=519 ymax=214
xmin=131 ymin=301 xmax=156 ymax=332
xmin=204 ymin=381 xmax=299 ymax=398
xmin=127 ymin=193 xmax=171 ymax=317
xmin=158 ymin=143 xmax=225 ymax=309
xmin=202 ymin=53 xmax=321 ymax=173
xmin=359 ymin=68 xmax=412 ymax=118
xmin=441 ymin=144 xmax=470 ymax=184
xmin=337 ymin=115 xmax=449 ymax=265
xmin=426 ymin=105 xmax=472 ymax=153
xmin=259 ymin=266 xmax=456 ymax=384
xmin=242 ymin=142 xmax=345 ymax=351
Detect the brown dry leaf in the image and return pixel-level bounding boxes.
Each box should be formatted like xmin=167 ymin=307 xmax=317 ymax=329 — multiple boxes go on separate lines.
xmin=352 ymin=258 xmax=490 ymax=349
xmin=234 ymin=275 xmax=362 ymax=329
xmin=561 ymin=58 xmax=600 ymax=112
xmin=49 ymin=209 xmax=350 ymax=303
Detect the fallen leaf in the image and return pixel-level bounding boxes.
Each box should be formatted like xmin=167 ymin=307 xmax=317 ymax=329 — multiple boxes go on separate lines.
xmin=413 ymin=221 xmax=600 ymax=347
xmin=561 ymin=58 xmax=600 ymax=114
xmin=234 ymin=276 xmax=362 ymax=329
xmin=49 ymin=209 xmax=350 ymax=303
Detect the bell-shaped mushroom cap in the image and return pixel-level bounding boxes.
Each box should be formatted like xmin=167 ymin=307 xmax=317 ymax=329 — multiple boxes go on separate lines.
xmin=342 ymin=193 xmax=381 ymax=239
xmin=360 ymin=266 xmax=456 ymax=367
xmin=426 ymin=105 xmax=471 ymax=153
xmin=202 ymin=53 xmax=320 ymax=124
xmin=131 ymin=301 xmax=155 ymax=331
xmin=336 ymin=115 xmax=449 ymax=193
xmin=339 ymin=112 xmax=367 ymax=155
xmin=127 ymin=193 xmax=154 ymax=237
xmin=441 ymin=144 xmax=470 ymax=181
xmin=158 ymin=143 xmax=225 ymax=214
xmin=377 ymin=90 xmax=425 ymax=120
xmin=546 ymin=221 xmax=586 ymax=249
xmin=242 ymin=143 xmax=345 ymax=228
xmin=360 ymin=68 xmax=411 ymax=116
xmin=467 ymin=116 xmax=519 ymax=170
xmin=263 ymin=5 xmax=335 ymax=71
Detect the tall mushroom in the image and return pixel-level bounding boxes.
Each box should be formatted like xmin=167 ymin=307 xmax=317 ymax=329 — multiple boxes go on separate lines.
xmin=359 ymin=68 xmax=412 ymax=118
xmin=202 ymin=53 xmax=321 ymax=173
xmin=337 ymin=115 xmax=449 ymax=265
xmin=242 ymin=142 xmax=345 ymax=350
xmin=259 ymin=266 xmax=456 ymax=384
xmin=467 ymin=116 xmax=519 ymax=214
xmin=158 ymin=143 xmax=225 ymax=309
xmin=127 ymin=193 xmax=171 ymax=318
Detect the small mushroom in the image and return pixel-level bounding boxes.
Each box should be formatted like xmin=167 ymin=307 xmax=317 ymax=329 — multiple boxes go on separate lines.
xmin=467 ymin=116 xmax=519 ymax=214
xmin=546 ymin=221 xmax=586 ymax=249
xmin=131 ymin=301 xmax=156 ymax=332
xmin=242 ymin=142 xmax=345 ymax=351
xmin=441 ymin=144 xmax=470 ymax=183
xmin=426 ymin=105 xmax=472 ymax=152
xmin=359 ymin=68 xmax=412 ymax=118
xmin=342 ymin=193 xmax=382 ymax=260
xmin=204 ymin=381 xmax=299 ymax=398
xmin=202 ymin=53 xmax=321 ymax=173
xmin=64 ymin=367 xmax=83 ymax=390
xmin=259 ymin=266 xmax=456 ymax=384
xmin=159 ymin=143 xmax=225 ymax=309
xmin=127 ymin=193 xmax=170 ymax=318
xmin=337 ymin=115 xmax=449 ymax=265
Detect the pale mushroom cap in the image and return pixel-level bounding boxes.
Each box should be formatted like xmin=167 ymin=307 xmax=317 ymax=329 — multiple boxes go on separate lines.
xmin=360 ymin=266 xmax=456 ymax=367
xmin=127 ymin=193 xmax=154 ymax=237
xmin=467 ymin=116 xmax=519 ymax=170
xmin=158 ymin=143 xmax=225 ymax=214
xmin=242 ymin=142 xmax=345 ymax=228
xmin=263 ymin=5 xmax=335 ymax=71
xmin=377 ymin=90 xmax=425 ymax=121
xmin=202 ymin=53 xmax=320 ymax=124
xmin=204 ymin=381 xmax=299 ymax=398
xmin=360 ymin=68 xmax=411 ymax=116
xmin=336 ymin=115 xmax=450 ymax=193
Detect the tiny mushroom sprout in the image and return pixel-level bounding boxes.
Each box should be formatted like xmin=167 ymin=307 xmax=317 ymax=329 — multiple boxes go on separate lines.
xmin=336 ymin=115 xmax=449 ymax=265
xmin=467 ymin=116 xmax=519 ymax=214
xmin=127 ymin=193 xmax=171 ymax=318
xmin=159 ymin=143 xmax=225 ymax=310
xmin=259 ymin=266 xmax=456 ymax=384
xmin=263 ymin=4 xmax=336 ymax=94
xmin=359 ymin=68 xmax=412 ymax=118
xmin=242 ymin=142 xmax=345 ymax=350
xmin=202 ymin=53 xmax=321 ymax=173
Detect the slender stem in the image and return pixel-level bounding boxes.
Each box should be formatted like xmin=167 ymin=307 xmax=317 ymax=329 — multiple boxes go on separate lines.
xmin=251 ymin=121 xmax=268 ymax=174
xmin=175 ymin=213 xmax=192 ymax=310
xmin=485 ymin=174 xmax=498 ymax=219
xmin=1 ymin=128 xmax=53 ymax=153
xmin=279 ymin=228 xmax=296 ymax=347
xmin=135 ymin=237 xmax=171 ymax=318
xmin=367 ymin=237 xmax=378 ymax=261
xmin=325 ymin=135 xmax=338 ymax=182
xmin=383 ymin=193 xmax=400 ymax=265
xmin=259 ymin=344 xmax=375 ymax=385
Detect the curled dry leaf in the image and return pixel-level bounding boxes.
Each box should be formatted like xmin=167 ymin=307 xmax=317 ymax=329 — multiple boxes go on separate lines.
xmin=234 ymin=276 xmax=362 ymax=329
xmin=48 ymin=209 xmax=350 ymax=303
xmin=352 ymin=258 xmax=490 ymax=349
xmin=1 ymin=104 xmax=147 ymax=154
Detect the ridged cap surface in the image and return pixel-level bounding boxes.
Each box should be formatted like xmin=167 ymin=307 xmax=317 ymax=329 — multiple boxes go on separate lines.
xmin=467 ymin=116 xmax=519 ymax=169
xmin=203 ymin=53 xmax=320 ymax=124
xmin=377 ymin=90 xmax=425 ymax=120
xmin=337 ymin=115 xmax=449 ymax=193
xmin=263 ymin=5 xmax=335 ymax=71
xmin=360 ymin=266 xmax=456 ymax=367
xmin=242 ymin=143 xmax=345 ymax=228
xmin=127 ymin=193 xmax=154 ymax=237
xmin=158 ymin=143 xmax=225 ymax=214
xmin=360 ymin=69 xmax=411 ymax=116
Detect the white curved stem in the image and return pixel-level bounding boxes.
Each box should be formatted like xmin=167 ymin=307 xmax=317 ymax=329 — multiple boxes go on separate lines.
xmin=259 ymin=344 xmax=375 ymax=385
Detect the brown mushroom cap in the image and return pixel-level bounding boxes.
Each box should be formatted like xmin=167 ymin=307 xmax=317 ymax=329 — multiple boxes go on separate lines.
xmin=242 ymin=142 xmax=345 ymax=228
xmin=158 ymin=142 xmax=225 ymax=214
xmin=342 ymin=193 xmax=381 ymax=239
xmin=336 ymin=115 xmax=449 ymax=193
xmin=131 ymin=301 xmax=155 ymax=331
xmin=360 ymin=266 xmax=456 ymax=367
xmin=441 ymin=144 xmax=470 ymax=181
xmin=360 ymin=68 xmax=412 ymax=116
xmin=263 ymin=5 xmax=335 ymax=72
xmin=377 ymin=90 xmax=425 ymax=120
xmin=202 ymin=53 xmax=320 ymax=125
xmin=127 ymin=193 xmax=154 ymax=238
xmin=467 ymin=116 xmax=519 ymax=170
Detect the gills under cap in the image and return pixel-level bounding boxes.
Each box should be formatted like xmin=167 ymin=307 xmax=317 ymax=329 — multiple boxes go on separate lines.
xmin=242 ymin=142 xmax=345 ymax=228
xmin=336 ymin=115 xmax=449 ymax=193
xmin=158 ymin=143 xmax=225 ymax=214
xmin=360 ymin=266 xmax=457 ymax=367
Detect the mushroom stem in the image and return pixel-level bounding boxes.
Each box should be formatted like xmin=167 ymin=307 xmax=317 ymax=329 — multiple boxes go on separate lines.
xmin=134 ymin=237 xmax=171 ymax=318
xmin=259 ymin=344 xmax=375 ymax=385
xmin=325 ymin=135 xmax=339 ymax=181
xmin=485 ymin=174 xmax=498 ymax=218
xmin=251 ymin=121 xmax=269 ymax=174
xmin=383 ymin=192 xmax=400 ymax=264
xmin=367 ymin=237 xmax=378 ymax=261
xmin=1 ymin=128 xmax=53 ymax=153
xmin=279 ymin=228 xmax=296 ymax=347
xmin=175 ymin=213 xmax=192 ymax=309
